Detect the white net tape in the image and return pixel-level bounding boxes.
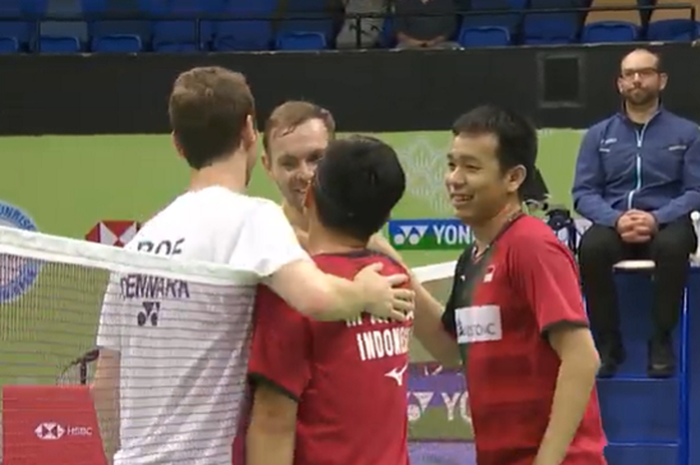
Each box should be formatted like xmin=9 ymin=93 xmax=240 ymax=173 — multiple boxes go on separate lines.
xmin=0 ymin=225 xmax=460 ymax=465
xmin=0 ymin=225 xmax=256 ymax=286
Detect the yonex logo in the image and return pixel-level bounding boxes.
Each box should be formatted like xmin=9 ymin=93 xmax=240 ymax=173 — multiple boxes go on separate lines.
xmin=393 ymin=225 xmax=429 ymax=246
xmin=138 ymin=301 xmax=160 ymax=327
xmin=387 ymin=219 xmax=472 ymax=250
xmin=35 ymin=422 xmax=65 ymax=440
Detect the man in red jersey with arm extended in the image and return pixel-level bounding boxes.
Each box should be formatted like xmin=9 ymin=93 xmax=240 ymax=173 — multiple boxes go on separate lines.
xmin=439 ymin=105 xmax=607 ymax=465
xmin=246 ymin=135 xmax=412 ymax=465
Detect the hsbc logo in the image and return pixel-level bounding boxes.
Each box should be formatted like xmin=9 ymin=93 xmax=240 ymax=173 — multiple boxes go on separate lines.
xmin=34 ymin=422 xmax=93 ymax=441
xmin=85 ymin=220 xmax=140 ymax=247
xmin=35 ymin=422 xmax=65 ymax=440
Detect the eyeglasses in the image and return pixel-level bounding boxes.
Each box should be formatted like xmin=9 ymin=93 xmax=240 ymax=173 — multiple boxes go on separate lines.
xmin=620 ymin=67 xmax=659 ymax=79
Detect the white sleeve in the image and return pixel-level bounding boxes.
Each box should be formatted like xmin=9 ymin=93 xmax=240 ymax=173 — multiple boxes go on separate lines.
xmin=232 ymin=201 xmax=311 ymax=277
xmin=95 ymin=274 xmax=122 ymax=351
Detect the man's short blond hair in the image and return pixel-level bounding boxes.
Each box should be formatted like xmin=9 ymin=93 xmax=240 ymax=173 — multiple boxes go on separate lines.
xmin=262 ymin=101 xmax=336 ymax=152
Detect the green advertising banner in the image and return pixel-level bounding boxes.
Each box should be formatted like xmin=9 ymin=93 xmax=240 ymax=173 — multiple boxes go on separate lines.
xmin=0 ymin=130 xmax=583 ymax=445
xmin=0 ymin=129 xmax=581 ymax=258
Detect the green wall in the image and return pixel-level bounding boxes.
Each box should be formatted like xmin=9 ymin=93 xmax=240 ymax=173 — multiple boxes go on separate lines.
xmin=0 ymin=130 xmax=581 ymax=256
xmin=0 ymin=130 xmax=583 ymax=441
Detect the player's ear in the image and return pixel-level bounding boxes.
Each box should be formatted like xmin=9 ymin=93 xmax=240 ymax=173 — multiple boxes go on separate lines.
xmin=241 ymin=114 xmax=257 ymax=151
xmin=506 ymin=165 xmax=527 ymax=194
xmin=261 ymin=151 xmax=273 ymax=173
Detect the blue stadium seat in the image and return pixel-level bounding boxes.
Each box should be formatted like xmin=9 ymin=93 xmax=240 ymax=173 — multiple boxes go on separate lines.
xmin=0 ymin=0 xmax=34 ymax=51
xmin=458 ymin=26 xmax=511 ymax=47
xmin=0 ymin=36 xmax=20 ymax=53
xmin=92 ymin=34 xmax=142 ymax=52
xmin=523 ymin=0 xmax=581 ymax=44
xmin=83 ymin=0 xmax=151 ymax=50
xmin=277 ymin=0 xmax=334 ymax=44
xmin=461 ymin=0 xmax=522 ymax=34
xmin=151 ymin=0 xmax=224 ymax=52
xmin=212 ymin=0 xmax=276 ymax=51
xmin=647 ymin=19 xmax=699 ymax=41
xmin=20 ymin=0 xmax=48 ymax=16
xmin=37 ymin=34 xmax=80 ymax=52
xmin=39 ymin=0 xmax=88 ymax=50
xmin=275 ymin=31 xmax=328 ymax=50
xmin=581 ymin=21 xmax=639 ymax=43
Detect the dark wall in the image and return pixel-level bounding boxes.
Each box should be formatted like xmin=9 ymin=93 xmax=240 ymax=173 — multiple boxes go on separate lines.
xmin=1 ymin=43 xmax=698 ymax=135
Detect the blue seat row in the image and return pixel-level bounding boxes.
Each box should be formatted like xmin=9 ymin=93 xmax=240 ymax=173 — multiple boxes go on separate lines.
xmin=0 ymin=0 xmax=336 ymax=52
xmin=453 ymin=20 xmax=700 ymax=49
xmin=0 ymin=0 xmax=698 ymax=53
xmin=452 ymin=0 xmax=699 ymax=47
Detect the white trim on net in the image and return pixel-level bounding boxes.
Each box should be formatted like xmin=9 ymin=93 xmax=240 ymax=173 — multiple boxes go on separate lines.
xmin=0 ymin=226 xmax=258 ymax=286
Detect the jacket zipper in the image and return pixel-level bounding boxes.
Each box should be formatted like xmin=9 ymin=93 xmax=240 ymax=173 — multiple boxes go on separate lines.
xmin=626 ymin=112 xmax=659 ymax=209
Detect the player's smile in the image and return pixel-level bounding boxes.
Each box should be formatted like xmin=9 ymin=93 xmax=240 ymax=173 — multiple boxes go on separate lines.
xmin=291 ymin=181 xmax=311 ymax=201
xmin=450 ymin=193 xmax=474 ymax=208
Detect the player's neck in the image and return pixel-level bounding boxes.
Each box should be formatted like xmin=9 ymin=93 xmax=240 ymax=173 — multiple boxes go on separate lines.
xmin=471 ymin=200 xmax=523 ymax=253
xmin=306 ymin=222 xmax=365 ymax=255
xmin=188 ymin=153 xmax=248 ymax=193
xmin=624 ymin=99 xmax=659 ymax=124
xmin=282 ymin=202 xmax=308 ymax=231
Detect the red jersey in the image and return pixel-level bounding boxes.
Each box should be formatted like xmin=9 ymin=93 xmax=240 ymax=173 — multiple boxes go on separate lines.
xmin=248 ymin=250 xmax=412 ymax=465
xmin=441 ymin=215 xmax=607 ymax=465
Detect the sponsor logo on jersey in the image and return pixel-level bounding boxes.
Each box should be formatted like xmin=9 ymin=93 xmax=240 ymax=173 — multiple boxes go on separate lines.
xmin=387 ymin=218 xmax=472 ymax=250
xmin=455 ymin=305 xmax=502 ymax=344
xmin=384 ymin=362 xmax=409 ymax=386
xmin=0 ymin=201 xmax=40 ymax=303
xmin=85 ymin=220 xmax=140 ymax=247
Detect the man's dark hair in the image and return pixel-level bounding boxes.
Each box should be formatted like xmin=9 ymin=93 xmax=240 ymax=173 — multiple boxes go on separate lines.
xmin=452 ymin=105 xmax=538 ymax=197
xmin=168 ymin=66 xmax=255 ymax=170
xmin=312 ymin=135 xmax=406 ymax=243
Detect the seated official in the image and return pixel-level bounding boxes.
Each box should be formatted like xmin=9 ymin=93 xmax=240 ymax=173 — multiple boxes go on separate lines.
xmin=572 ymin=48 xmax=700 ymax=378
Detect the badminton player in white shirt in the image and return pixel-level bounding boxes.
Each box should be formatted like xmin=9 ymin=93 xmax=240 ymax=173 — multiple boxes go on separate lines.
xmin=91 ymin=67 xmax=414 ymax=465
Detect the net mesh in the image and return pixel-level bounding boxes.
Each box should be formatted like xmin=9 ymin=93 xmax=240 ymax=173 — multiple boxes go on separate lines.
xmin=0 ymin=226 xmax=256 ymax=465
xmin=0 ymin=226 xmax=472 ymax=465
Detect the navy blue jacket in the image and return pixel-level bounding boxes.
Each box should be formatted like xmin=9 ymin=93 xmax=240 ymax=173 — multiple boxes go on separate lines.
xmin=572 ymin=107 xmax=700 ymax=226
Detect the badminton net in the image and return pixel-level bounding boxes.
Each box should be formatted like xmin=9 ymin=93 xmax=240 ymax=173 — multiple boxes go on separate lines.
xmin=0 ymin=225 xmax=465 ymax=465
xmin=0 ymin=225 xmax=258 ymax=465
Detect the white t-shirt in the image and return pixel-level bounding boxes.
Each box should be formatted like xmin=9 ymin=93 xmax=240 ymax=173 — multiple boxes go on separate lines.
xmin=95 ymin=186 xmax=309 ymax=465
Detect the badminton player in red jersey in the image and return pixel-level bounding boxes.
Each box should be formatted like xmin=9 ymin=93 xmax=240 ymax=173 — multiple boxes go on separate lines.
xmin=246 ymin=136 xmax=412 ymax=465
xmin=440 ymin=106 xmax=607 ymax=465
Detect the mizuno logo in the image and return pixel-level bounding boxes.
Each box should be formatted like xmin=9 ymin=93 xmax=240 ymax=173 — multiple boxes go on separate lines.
xmin=385 ymin=363 xmax=409 ymax=386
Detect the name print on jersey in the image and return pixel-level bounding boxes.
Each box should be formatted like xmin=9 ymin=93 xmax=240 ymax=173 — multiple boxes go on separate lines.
xmin=346 ymin=314 xmax=414 ymax=361
xmin=119 ymin=239 xmax=190 ymax=327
